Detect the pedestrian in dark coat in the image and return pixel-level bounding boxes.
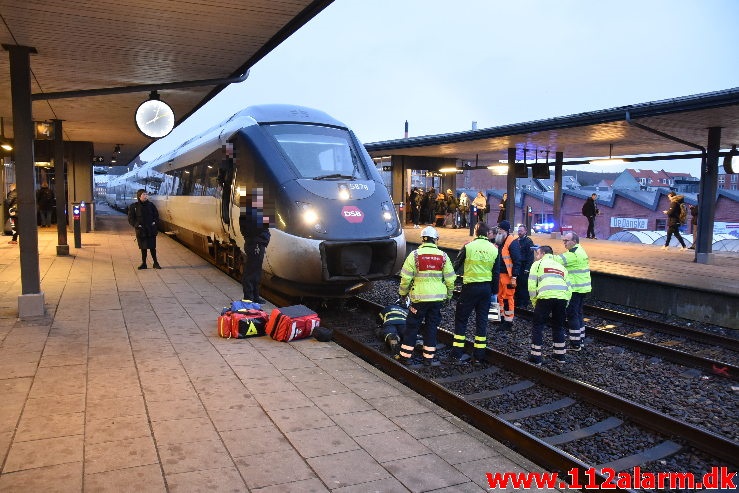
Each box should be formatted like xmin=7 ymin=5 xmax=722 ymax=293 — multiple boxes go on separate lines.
xmin=497 ymin=192 xmax=508 ymax=224
xmin=239 ymin=187 xmax=271 ymax=303
xmin=662 ymin=191 xmax=687 ymax=250
xmin=36 ymin=182 xmax=55 ymax=227
xmin=581 ymin=193 xmax=599 ymax=239
xmin=512 ymin=224 xmax=535 ymax=308
xmin=128 ymin=189 xmax=160 ymax=269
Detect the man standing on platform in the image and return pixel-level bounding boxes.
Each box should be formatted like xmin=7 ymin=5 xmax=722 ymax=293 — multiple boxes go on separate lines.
xmin=528 ymin=245 xmax=571 ymax=364
xmin=512 ymin=224 xmax=535 ymax=309
xmin=239 ymin=187 xmax=271 ymax=303
xmin=449 ymin=222 xmax=499 ymax=365
xmin=554 ymin=232 xmax=591 ymax=350
xmin=493 ymin=220 xmax=521 ymax=333
xmin=582 ymin=193 xmax=599 ymax=239
xmin=397 ymin=226 xmax=456 ymax=366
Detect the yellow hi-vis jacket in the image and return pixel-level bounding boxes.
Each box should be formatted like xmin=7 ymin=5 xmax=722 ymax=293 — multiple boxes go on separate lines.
xmin=399 ymin=243 xmax=456 ymax=303
xmin=460 ymin=237 xmax=498 ymax=283
xmin=554 ymin=244 xmax=592 ymax=294
xmin=528 ymin=254 xmax=572 ymax=304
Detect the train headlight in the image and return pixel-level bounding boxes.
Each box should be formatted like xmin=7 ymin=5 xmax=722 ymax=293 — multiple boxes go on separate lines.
xmin=381 ymin=201 xmax=397 ymax=231
xmin=303 ymin=209 xmax=319 ymax=225
xmin=338 ymin=184 xmax=351 ymax=201
xmin=295 ymin=202 xmax=326 ymax=234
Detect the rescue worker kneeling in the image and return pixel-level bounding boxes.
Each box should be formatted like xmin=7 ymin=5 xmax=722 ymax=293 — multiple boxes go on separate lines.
xmin=528 ymin=245 xmax=572 ymax=364
xmin=449 ymin=222 xmax=500 ymax=364
xmin=376 ymin=300 xmax=409 ymax=353
xmin=398 ymin=226 xmax=456 ymax=366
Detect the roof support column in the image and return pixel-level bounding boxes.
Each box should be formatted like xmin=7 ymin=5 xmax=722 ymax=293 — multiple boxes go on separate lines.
xmin=552 ymin=152 xmax=563 ymax=237
xmin=53 ymin=119 xmax=69 ymax=255
xmin=506 ymin=148 xmax=516 ymax=225
xmin=3 ymin=44 xmax=44 ymax=317
xmin=695 ymin=126 xmax=720 ymax=264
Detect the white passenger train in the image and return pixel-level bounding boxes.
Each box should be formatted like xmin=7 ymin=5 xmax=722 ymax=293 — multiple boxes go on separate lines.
xmin=108 ymin=104 xmax=406 ymax=297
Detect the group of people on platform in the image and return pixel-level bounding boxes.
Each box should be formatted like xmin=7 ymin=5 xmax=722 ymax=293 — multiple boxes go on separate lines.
xmin=407 ymin=188 xmax=509 ymax=230
xmin=391 ymin=215 xmax=591 ymax=366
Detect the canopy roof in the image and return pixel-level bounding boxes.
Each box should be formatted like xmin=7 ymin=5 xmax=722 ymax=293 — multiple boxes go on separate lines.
xmin=0 ymin=0 xmax=333 ymax=166
xmin=366 ymin=87 xmax=739 ymax=167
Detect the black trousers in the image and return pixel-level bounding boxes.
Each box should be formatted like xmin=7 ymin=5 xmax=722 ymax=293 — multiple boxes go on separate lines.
xmin=586 ymin=216 xmax=596 ymax=238
xmin=242 ymin=246 xmax=266 ymax=300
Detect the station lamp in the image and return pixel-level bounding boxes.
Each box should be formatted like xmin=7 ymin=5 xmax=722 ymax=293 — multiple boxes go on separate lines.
xmin=589 ymin=144 xmax=625 ymax=166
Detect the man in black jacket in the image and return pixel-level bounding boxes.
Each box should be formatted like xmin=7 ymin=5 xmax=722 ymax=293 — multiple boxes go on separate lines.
xmin=581 ymin=193 xmax=599 ymax=239
xmin=512 ymin=224 xmax=535 ymax=308
xmin=128 ymin=189 xmax=160 ymax=269
xmin=239 ymin=187 xmax=271 ymax=303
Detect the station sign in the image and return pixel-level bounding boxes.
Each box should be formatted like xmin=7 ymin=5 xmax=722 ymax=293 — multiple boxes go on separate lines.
xmin=381 ymin=166 xmax=392 ymax=172
xmin=611 ymin=217 xmax=648 ymax=230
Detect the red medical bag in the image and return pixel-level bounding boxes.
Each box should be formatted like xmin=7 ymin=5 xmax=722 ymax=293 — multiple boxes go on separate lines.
xmin=265 ymin=305 xmax=320 ymax=342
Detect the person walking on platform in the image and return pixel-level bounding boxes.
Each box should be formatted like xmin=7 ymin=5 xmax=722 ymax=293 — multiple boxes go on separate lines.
xmin=473 ymin=191 xmax=487 ymax=223
xmin=239 ymin=187 xmax=271 ymax=304
xmin=397 ymin=226 xmax=456 ymax=366
xmin=445 ymin=189 xmax=458 ymax=228
xmin=512 ymin=224 xmax=535 ymax=309
xmin=497 ymin=192 xmax=508 ymax=224
xmin=662 ymin=191 xmax=687 ymax=250
xmin=493 ymin=220 xmax=521 ymax=333
xmin=5 ymin=183 xmax=18 ymax=244
xmin=582 ymin=193 xmax=599 ymax=239
xmin=554 ymin=232 xmax=591 ymax=350
xmin=128 ymin=189 xmax=160 ymax=269
xmin=449 ymin=222 xmax=499 ymax=365
xmin=528 ymin=245 xmax=571 ymax=364
xmin=458 ymin=192 xmax=470 ymax=228
xmin=36 ymin=182 xmax=55 ymax=227
xmin=410 ymin=188 xmax=421 ymax=228
xmin=689 ymin=194 xmax=699 ymax=250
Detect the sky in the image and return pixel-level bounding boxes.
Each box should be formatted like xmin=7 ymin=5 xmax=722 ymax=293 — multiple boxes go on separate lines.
xmin=137 ymin=0 xmax=739 ymax=176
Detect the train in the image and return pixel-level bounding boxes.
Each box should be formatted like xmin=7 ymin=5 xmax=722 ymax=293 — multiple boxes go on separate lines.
xmin=107 ymin=104 xmax=406 ymax=297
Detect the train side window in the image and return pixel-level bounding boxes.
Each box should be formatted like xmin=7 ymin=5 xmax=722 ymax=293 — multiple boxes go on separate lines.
xmin=205 ymin=163 xmax=220 ymax=197
xmin=171 ymin=170 xmax=185 ymax=196
xmin=190 ymin=164 xmax=206 ymax=196
xmin=181 ymin=167 xmax=194 ymax=196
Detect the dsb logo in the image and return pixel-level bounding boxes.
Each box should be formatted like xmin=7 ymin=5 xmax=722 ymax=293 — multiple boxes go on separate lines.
xmin=341 ymin=206 xmax=364 ymax=223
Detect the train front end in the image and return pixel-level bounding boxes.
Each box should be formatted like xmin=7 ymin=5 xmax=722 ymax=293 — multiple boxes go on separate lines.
xmin=234 ymin=105 xmax=406 ymax=297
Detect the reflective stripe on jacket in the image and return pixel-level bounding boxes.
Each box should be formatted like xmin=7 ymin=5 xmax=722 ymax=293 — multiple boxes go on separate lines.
xmin=399 ymin=243 xmax=456 ymax=302
xmin=461 ymin=237 xmax=498 ymax=284
xmin=501 ymin=234 xmax=515 ymax=277
xmin=555 ymin=244 xmax=592 ymax=293
xmin=528 ymin=254 xmax=572 ymax=302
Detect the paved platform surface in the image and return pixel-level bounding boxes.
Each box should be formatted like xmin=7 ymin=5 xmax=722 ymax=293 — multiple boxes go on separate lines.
xmin=403 ymin=225 xmax=739 ymax=296
xmin=0 ymin=208 xmax=545 ymax=492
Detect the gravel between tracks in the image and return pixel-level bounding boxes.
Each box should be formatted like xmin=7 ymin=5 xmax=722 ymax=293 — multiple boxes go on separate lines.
xmin=359 ymin=279 xmax=739 ymax=442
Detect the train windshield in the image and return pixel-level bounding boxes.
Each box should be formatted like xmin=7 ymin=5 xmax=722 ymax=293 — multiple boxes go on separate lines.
xmin=264 ymin=124 xmax=369 ymax=180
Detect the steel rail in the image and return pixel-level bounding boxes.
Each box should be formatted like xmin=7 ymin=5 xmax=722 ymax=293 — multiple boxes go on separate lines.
xmin=517 ymin=308 xmax=739 ymax=380
xmin=329 ymin=327 xmax=626 ymax=491
xmin=347 ymin=297 xmax=739 ymax=467
xmin=584 ymin=305 xmax=739 ymax=351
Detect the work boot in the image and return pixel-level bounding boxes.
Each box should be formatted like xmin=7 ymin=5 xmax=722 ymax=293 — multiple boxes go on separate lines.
xmin=138 ymin=263 xmax=147 ymax=270
xmin=422 ymin=357 xmax=441 ymax=367
xmin=152 ymin=262 xmax=161 ymax=269
xmin=395 ymin=354 xmax=412 ymax=366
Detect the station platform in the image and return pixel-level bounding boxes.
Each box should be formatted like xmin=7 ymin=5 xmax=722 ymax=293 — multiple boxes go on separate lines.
xmin=404 ymin=224 xmax=739 ymax=329
xmin=0 ymin=207 xmax=543 ymax=492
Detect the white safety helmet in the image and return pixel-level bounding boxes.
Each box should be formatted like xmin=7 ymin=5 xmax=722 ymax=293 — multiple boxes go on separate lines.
xmin=420 ymin=226 xmax=439 ymax=241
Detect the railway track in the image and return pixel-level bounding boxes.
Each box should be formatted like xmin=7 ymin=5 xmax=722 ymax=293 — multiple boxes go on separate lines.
xmin=318 ymin=296 xmax=738 ymax=491
xmin=515 ymin=308 xmax=739 ymax=380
